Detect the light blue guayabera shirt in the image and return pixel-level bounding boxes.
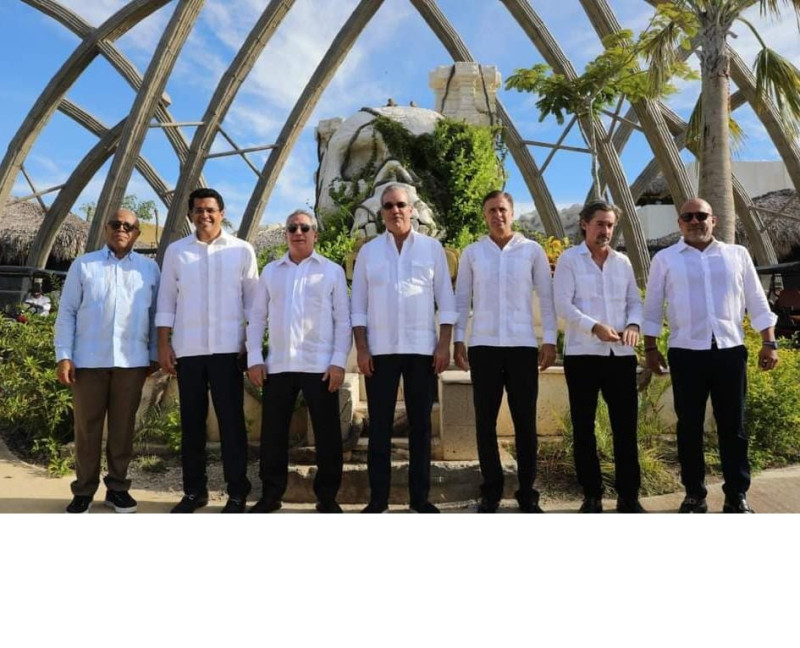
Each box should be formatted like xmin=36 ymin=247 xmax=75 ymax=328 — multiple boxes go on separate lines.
xmin=54 ymin=247 xmax=160 ymax=368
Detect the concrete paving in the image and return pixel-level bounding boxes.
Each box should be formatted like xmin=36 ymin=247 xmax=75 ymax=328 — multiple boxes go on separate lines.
xmin=2 ymin=435 xmax=799 ymax=513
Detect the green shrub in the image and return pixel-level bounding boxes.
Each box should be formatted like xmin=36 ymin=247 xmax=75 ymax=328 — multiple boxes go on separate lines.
xmin=0 ymin=314 xmax=74 ymax=472
xmin=135 ymin=402 xmax=182 ymax=454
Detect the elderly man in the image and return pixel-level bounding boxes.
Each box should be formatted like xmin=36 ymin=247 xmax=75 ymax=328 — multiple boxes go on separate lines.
xmin=246 ymin=210 xmax=351 ymax=513
xmin=643 ymin=197 xmax=778 ymax=513
xmin=55 ymin=208 xmax=159 ymax=513
xmin=352 ymin=184 xmax=457 ymax=513
xmin=157 ymin=187 xmax=258 ymax=513
xmin=553 ymin=200 xmax=644 ymax=513
xmin=454 ymin=190 xmax=557 ymax=513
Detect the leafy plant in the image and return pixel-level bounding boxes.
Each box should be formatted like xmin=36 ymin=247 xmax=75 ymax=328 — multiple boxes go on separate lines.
xmin=135 ymin=402 xmax=182 ymax=454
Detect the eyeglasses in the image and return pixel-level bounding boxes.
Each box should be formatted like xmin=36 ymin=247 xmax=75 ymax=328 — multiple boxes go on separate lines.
xmin=679 ymin=211 xmax=710 ymax=223
xmin=107 ymin=220 xmax=138 ymax=233
xmin=287 ymin=223 xmax=314 ymax=233
xmin=192 ymin=207 xmax=220 ymax=215
xmin=382 ymin=201 xmax=408 ymax=210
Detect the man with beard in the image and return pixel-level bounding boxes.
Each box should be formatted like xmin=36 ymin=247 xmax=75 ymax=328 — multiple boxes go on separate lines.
xmin=643 ymin=197 xmax=778 ymax=513
xmin=553 ymin=201 xmax=644 ymax=513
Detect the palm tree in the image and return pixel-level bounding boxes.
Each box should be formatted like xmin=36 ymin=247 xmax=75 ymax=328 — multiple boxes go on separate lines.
xmin=641 ymin=0 xmax=800 ymax=243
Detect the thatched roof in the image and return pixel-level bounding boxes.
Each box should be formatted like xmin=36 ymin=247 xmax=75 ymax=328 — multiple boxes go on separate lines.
xmin=647 ymin=189 xmax=800 ymax=262
xmin=0 ymin=199 xmax=88 ymax=265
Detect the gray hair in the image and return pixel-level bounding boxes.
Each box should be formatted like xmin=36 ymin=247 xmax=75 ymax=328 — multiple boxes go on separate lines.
xmin=380 ymin=184 xmax=410 ymax=204
xmin=285 ymin=209 xmax=318 ymax=230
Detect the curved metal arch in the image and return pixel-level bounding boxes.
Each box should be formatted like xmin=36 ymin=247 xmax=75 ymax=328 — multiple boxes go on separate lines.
xmin=0 ymin=0 xmax=171 ymax=212
xmin=409 ymin=0 xmax=565 ymax=239
xmin=87 ymin=0 xmax=205 ymax=251
xmin=24 ymin=0 xmax=206 ymax=192
xmin=25 ymin=117 xmax=171 ymax=268
xmin=236 ymin=0 xmax=385 ymax=243
xmin=500 ymin=0 xmax=650 ymax=284
xmin=159 ymin=0 xmax=296 ymax=261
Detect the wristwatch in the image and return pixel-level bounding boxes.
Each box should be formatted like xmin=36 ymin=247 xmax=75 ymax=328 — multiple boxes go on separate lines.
xmin=762 ymin=340 xmax=778 ymax=350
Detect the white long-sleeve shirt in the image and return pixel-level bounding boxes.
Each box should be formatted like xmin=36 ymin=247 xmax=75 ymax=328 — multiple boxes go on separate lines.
xmin=156 ymin=231 xmax=258 ymax=358
xmin=351 ymin=230 xmax=457 ymax=356
xmin=553 ymin=242 xmax=642 ymax=356
xmin=642 ymin=238 xmax=777 ymax=350
xmin=454 ymin=234 xmax=557 ymax=347
xmin=246 ymin=251 xmax=351 ymax=374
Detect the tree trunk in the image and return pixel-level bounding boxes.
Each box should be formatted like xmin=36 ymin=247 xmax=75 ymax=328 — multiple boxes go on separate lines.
xmin=698 ymin=12 xmax=735 ymax=243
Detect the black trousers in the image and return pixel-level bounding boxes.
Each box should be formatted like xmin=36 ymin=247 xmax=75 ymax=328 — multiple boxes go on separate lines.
xmin=365 ymin=354 xmax=435 ymax=507
xmin=260 ymin=371 xmax=343 ymax=504
xmin=176 ymin=353 xmax=251 ymax=498
xmin=468 ymin=346 xmax=539 ymax=505
xmin=668 ymin=345 xmax=750 ymax=499
xmin=563 ymin=354 xmax=641 ymax=499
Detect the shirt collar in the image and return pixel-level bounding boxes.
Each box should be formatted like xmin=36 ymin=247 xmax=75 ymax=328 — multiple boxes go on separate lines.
xmin=104 ymin=246 xmax=134 ymax=262
xmin=193 ymin=229 xmax=231 ymax=246
xmin=676 ymin=237 xmax=720 ymax=253
xmin=276 ymin=250 xmax=322 ymax=267
xmin=577 ymin=240 xmax=618 ymax=258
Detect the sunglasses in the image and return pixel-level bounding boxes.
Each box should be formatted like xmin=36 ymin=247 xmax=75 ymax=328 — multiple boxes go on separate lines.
xmin=679 ymin=211 xmax=710 ymax=223
xmin=382 ymin=201 xmax=408 ymax=210
xmin=287 ymin=223 xmax=314 ymax=233
xmin=107 ymin=220 xmax=138 ymax=233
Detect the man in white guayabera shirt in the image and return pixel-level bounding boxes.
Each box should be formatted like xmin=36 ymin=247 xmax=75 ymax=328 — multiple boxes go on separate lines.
xmin=157 ymin=188 xmax=258 ymax=514
xmin=643 ymin=197 xmax=778 ymax=514
xmin=55 ymin=208 xmax=159 ymax=514
xmin=352 ymin=184 xmax=457 ymax=513
xmin=553 ymin=201 xmax=644 ymax=514
xmin=454 ymin=190 xmax=557 ymax=513
xmin=245 ymin=210 xmax=351 ymax=513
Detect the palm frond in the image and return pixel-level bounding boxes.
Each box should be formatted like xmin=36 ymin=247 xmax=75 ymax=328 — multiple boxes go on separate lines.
xmin=753 ymin=46 xmax=800 ymax=134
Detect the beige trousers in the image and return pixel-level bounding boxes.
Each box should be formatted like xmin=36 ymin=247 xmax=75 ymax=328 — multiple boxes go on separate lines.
xmin=70 ymin=367 xmax=148 ymax=497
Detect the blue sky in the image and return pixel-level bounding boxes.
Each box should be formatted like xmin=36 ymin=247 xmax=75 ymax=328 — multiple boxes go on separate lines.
xmin=0 ymin=0 xmax=797 ymax=229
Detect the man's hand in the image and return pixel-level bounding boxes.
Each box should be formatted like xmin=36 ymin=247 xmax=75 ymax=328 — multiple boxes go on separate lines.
xmin=158 ymin=341 xmax=177 ymax=375
xmin=538 ymin=343 xmax=556 ymax=371
xmin=757 ymin=346 xmax=779 ymax=372
xmin=56 ymin=359 xmax=75 ymax=385
xmin=356 ymin=347 xmax=374 ymax=377
xmin=247 ymin=364 xmax=266 ymax=387
xmin=453 ymin=342 xmax=470 ymax=371
xmin=323 ymin=365 xmax=345 ymax=392
xmin=621 ymin=325 xmax=640 ymax=347
xmin=433 ymin=338 xmax=451 ymax=374
xmin=645 ymin=348 xmax=668 ymax=375
xmin=146 ymin=361 xmax=160 ymax=377
xmin=592 ymin=323 xmax=621 ymax=343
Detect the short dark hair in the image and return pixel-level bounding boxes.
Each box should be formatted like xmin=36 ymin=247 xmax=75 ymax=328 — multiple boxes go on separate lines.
xmin=482 ymin=190 xmax=514 ymax=210
xmin=188 ymin=187 xmax=224 ymax=212
xmin=579 ymin=200 xmax=621 ymax=237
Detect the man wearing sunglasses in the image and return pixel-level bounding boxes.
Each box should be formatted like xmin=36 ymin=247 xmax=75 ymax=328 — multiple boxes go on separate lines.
xmin=157 ymin=187 xmax=259 ymax=513
xmin=55 ymin=208 xmax=160 ymax=513
xmin=245 ymin=210 xmax=351 ymax=513
xmin=643 ymin=197 xmax=778 ymax=513
xmin=454 ymin=190 xmax=557 ymax=513
xmin=352 ymin=184 xmax=457 ymax=513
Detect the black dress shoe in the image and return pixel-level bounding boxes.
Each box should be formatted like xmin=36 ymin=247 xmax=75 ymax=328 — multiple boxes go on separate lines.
xmin=678 ymin=495 xmax=708 ymax=514
xmin=477 ymin=498 xmax=499 ymax=513
xmin=221 ymin=496 xmax=247 ymax=513
xmin=410 ymin=501 xmax=440 ymax=513
xmin=616 ymin=497 xmax=646 ymax=513
xmin=171 ymin=492 xmax=209 ymax=513
xmin=249 ymin=498 xmax=282 ymax=513
xmin=361 ymin=502 xmax=388 ymax=513
xmin=578 ymin=497 xmax=603 ymax=513
xmin=316 ymin=501 xmax=343 ymax=513
xmin=723 ymin=495 xmax=754 ymax=513
xmin=66 ymin=495 xmax=93 ymax=514
xmin=518 ymin=500 xmax=544 ymax=513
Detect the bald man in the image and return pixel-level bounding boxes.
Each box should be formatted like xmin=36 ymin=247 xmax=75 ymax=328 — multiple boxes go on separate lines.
xmin=642 ymin=198 xmax=778 ymax=514
xmin=55 ymin=208 xmax=160 ymax=513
